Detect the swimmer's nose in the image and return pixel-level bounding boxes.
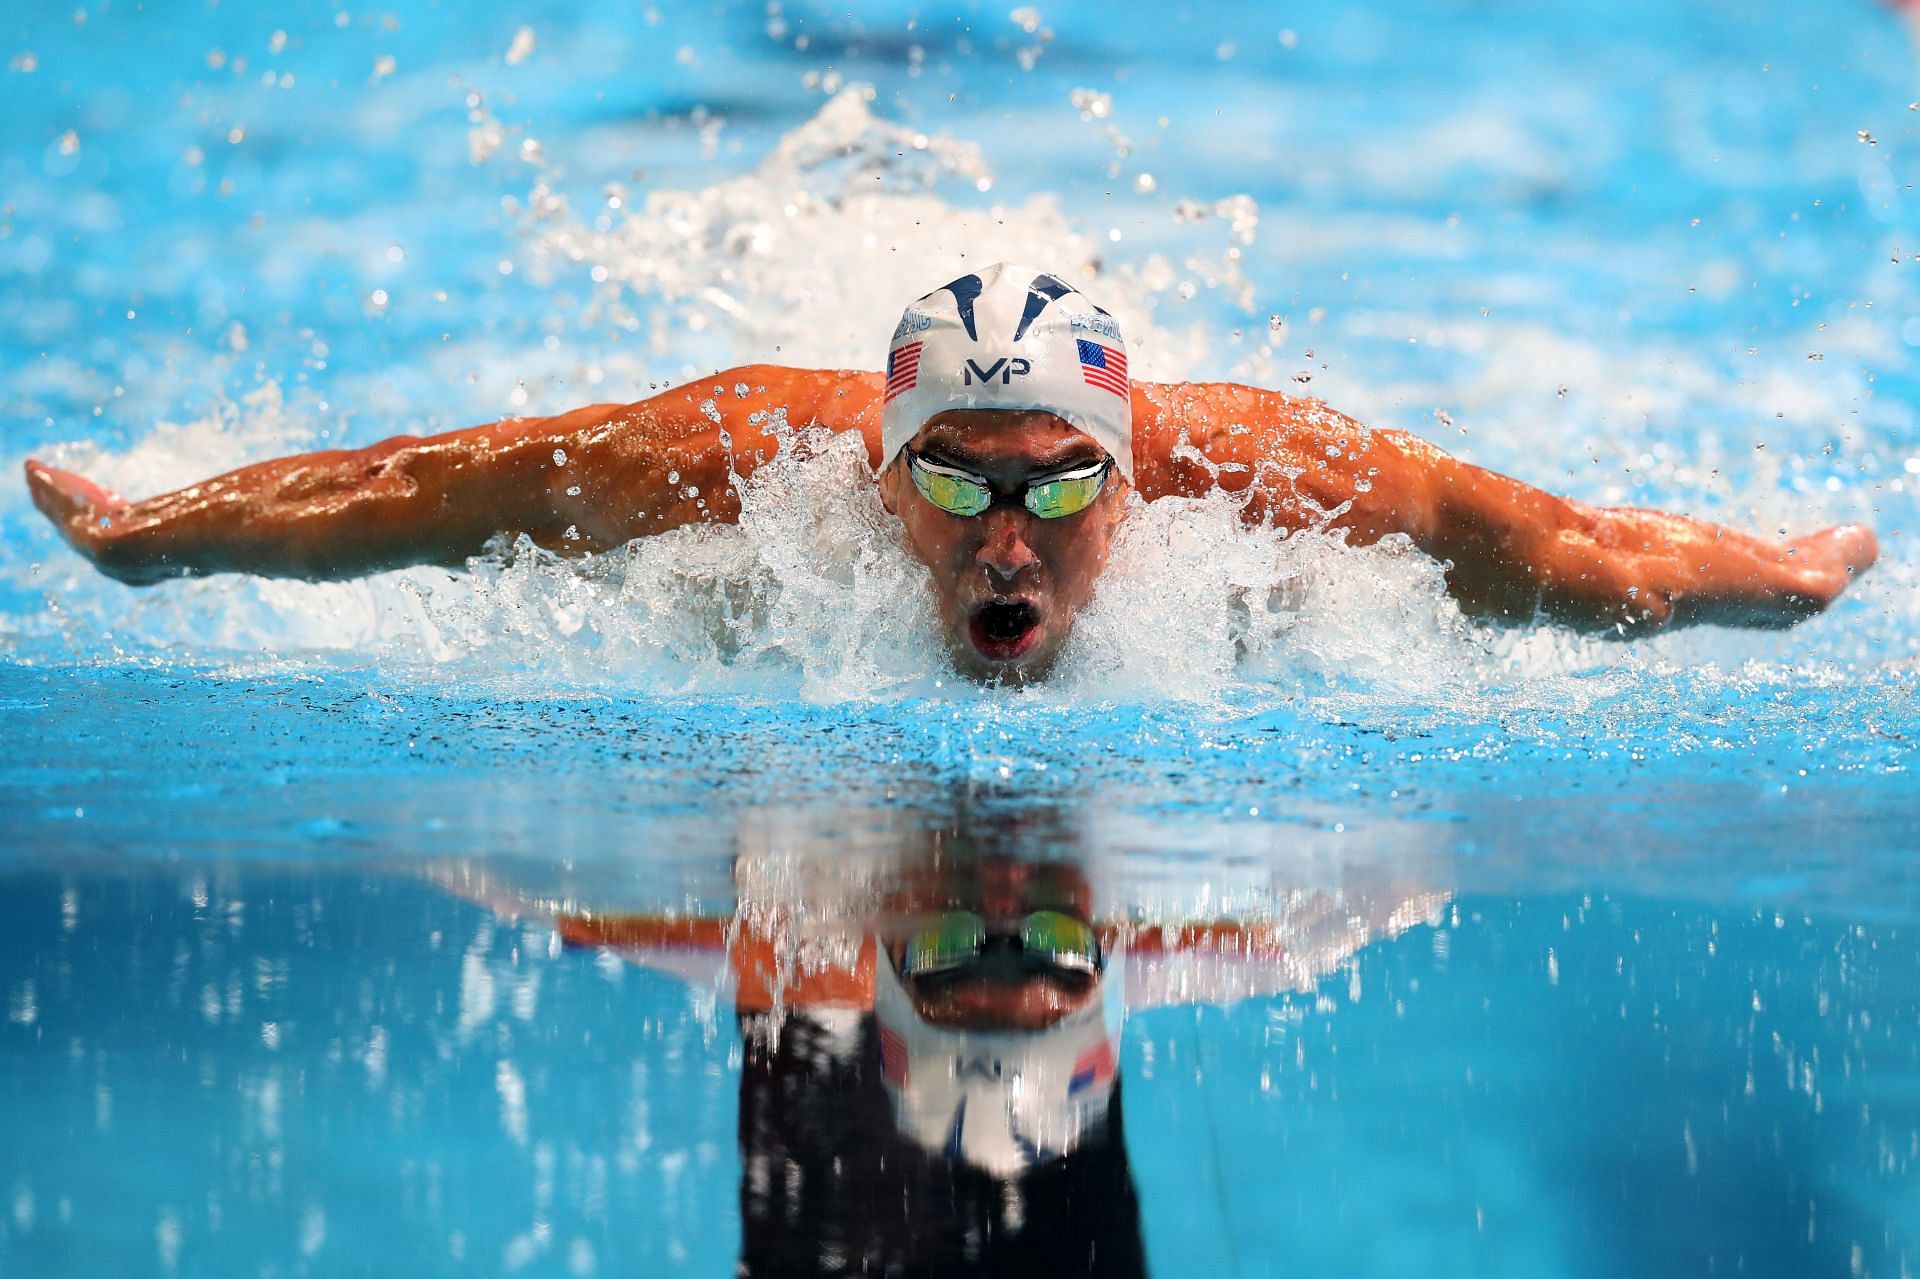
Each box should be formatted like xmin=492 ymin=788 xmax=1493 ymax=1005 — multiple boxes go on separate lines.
xmin=976 ymin=511 xmax=1041 ymax=582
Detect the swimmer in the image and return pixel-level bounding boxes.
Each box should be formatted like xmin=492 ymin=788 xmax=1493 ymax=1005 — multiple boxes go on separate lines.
xmin=25 ymin=262 xmax=1878 ymax=682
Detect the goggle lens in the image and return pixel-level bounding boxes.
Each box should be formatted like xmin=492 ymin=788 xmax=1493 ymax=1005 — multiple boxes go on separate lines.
xmin=1024 ymin=469 xmax=1108 ymax=520
xmin=910 ymin=463 xmax=992 ymax=517
xmin=898 ymin=910 xmax=1102 ymax=980
xmin=1019 ymin=910 xmax=1101 ymax=975
xmin=902 ymin=913 xmax=987 ymax=977
xmin=907 ymin=451 xmax=1111 ymax=521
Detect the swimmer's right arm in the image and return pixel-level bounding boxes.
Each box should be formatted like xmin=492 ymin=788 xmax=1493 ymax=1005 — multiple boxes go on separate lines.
xmin=23 ymin=365 xmax=882 ymax=585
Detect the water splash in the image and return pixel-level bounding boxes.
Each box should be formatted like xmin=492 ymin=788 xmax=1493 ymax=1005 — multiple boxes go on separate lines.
xmin=508 ymin=85 xmax=1255 ymax=378
xmin=3 ymin=89 xmax=1911 ymax=718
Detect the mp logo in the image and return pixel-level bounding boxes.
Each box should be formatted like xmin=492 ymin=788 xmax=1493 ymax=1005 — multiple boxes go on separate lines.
xmin=962 ymin=357 xmax=1033 ymax=385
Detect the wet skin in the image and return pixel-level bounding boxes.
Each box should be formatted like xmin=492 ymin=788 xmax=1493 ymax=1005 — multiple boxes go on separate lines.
xmin=877 ymin=409 xmax=1130 ymax=682
xmin=24 ymin=363 xmax=1880 ymax=670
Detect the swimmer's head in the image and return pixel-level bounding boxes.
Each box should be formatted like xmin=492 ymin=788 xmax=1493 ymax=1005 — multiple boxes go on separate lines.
xmin=876 ymin=263 xmax=1136 ymax=682
xmin=873 ymin=854 xmax=1122 ymax=1176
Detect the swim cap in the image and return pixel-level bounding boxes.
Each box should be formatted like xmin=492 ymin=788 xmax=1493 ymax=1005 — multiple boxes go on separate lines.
xmin=881 ymin=262 xmax=1134 ymax=480
xmin=870 ymin=933 xmax=1125 ymax=1178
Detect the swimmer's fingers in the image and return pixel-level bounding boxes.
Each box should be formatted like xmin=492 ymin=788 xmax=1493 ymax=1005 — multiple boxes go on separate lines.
xmin=1761 ymin=523 xmax=1878 ymax=622
xmin=24 ymin=459 xmax=119 ymax=539
xmin=22 ymin=460 xmax=159 ymax=585
xmin=1663 ymin=523 xmax=1879 ymax=631
xmin=1788 ymin=523 xmax=1879 ymax=583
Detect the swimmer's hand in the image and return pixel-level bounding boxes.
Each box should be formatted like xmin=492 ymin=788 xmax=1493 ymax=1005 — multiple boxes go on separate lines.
xmin=23 ymin=460 xmax=158 ymax=585
xmin=1673 ymin=522 xmax=1879 ymax=629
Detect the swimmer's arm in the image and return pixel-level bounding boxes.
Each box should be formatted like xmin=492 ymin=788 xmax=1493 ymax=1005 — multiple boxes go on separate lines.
xmin=23 ymin=365 xmax=882 ymax=585
xmin=1140 ymin=382 xmax=1878 ymax=632
xmin=1355 ymin=431 xmax=1878 ymax=631
xmin=555 ymin=914 xmax=875 ymax=1012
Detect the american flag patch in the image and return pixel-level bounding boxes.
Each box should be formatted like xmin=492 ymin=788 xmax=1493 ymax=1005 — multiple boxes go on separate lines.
xmin=1069 ymin=1041 xmax=1115 ymax=1096
xmin=885 ymin=341 xmax=923 ymax=402
xmin=1076 ymin=339 xmax=1127 ymax=398
xmin=878 ymin=1023 xmax=909 ymax=1085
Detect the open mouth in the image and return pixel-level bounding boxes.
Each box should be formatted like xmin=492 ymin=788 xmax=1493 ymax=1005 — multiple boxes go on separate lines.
xmin=968 ymin=598 xmax=1042 ymax=662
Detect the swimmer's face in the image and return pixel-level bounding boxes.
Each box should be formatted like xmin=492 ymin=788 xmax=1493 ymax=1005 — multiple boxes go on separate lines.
xmin=879 ymin=409 xmax=1130 ymax=684
xmin=882 ymin=856 xmax=1099 ymax=1031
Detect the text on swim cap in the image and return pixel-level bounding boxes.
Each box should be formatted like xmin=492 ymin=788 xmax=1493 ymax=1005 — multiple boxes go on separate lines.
xmin=893 ymin=309 xmax=934 ymax=340
xmin=1067 ymin=311 xmax=1122 ymax=340
xmin=963 ymin=356 xmax=1032 ymax=385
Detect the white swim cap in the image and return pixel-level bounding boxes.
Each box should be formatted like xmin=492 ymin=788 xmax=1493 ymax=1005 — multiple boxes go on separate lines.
xmin=870 ymin=935 xmax=1125 ymax=1178
xmin=881 ymin=262 xmax=1134 ymax=480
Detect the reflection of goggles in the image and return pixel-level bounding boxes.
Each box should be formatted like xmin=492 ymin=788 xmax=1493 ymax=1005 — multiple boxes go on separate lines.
xmin=899 ymin=909 xmax=1103 ymax=981
xmin=906 ymin=448 xmax=1114 ymax=520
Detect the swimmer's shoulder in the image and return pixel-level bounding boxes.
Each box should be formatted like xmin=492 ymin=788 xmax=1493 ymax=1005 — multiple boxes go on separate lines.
xmin=721 ymin=364 xmax=886 ymax=464
xmin=594 ymin=365 xmax=882 ymax=450
xmin=1132 ymin=377 xmax=1368 ymax=497
xmin=1134 ymin=377 xmax=1359 ymax=441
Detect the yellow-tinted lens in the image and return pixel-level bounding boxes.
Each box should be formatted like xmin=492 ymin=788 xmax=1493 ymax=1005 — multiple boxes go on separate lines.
xmin=910 ymin=458 xmax=992 ymax=516
xmin=1019 ymin=910 xmax=1101 ymax=973
xmin=1024 ymin=466 xmax=1109 ymax=519
xmin=902 ymin=913 xmax=987 ymax=977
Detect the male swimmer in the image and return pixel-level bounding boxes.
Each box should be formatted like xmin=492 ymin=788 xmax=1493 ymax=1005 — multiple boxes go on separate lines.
xmin=25 ymin=262 xmax=1878 ymax=682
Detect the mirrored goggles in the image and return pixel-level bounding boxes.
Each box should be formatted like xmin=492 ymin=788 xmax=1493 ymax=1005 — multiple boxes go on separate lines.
xmin=898 ymin=909 xmax=1104 ymax=981
xmin=905 ymin=448 xmax=1114 ymax=520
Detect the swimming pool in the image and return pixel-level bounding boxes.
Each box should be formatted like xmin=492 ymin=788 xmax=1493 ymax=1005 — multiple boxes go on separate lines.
xmin=3 ymin=0 xmax=1918 ymax=1274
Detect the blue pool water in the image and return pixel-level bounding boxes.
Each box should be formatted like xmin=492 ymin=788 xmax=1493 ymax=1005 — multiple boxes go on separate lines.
xmin=3 ymin=0 xmax=1920 ymax=1274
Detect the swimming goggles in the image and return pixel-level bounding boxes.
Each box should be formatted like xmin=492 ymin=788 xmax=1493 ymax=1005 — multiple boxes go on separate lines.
xmin=898 ymin=909 xmax=1104 ymax=981
xmin=905 ymin=447 xmax=1114 ymax=520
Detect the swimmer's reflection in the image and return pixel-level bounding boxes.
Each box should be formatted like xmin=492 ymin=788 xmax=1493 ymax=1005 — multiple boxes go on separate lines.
xmin=559 ymin=853 xmax=1145 ymax=1277
xmin=438 ymin=812 xmax=1448 ymax=1277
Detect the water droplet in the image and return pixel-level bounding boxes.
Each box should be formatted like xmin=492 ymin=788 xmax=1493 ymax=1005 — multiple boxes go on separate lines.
xmin=1070 ymin=87 xmax=1112 ymax=120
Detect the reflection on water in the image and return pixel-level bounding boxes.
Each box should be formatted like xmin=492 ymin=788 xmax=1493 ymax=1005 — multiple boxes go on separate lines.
xmin=443 ymin=802 xmax=1444 ymax=1276
xmin=8 ymin=795 xmax=1915 ymax=1277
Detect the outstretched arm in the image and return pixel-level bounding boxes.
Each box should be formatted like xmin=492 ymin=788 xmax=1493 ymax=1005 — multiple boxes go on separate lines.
xmin=25 ymin=365 xmax=881 ymax=585
xmin=1137 ymin=382 xmax=1878 ymax=632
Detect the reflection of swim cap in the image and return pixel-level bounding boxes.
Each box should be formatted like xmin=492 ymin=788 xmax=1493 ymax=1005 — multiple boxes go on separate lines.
xmin=869 ymin=936 xmax=1126 ymax=1178
xmin=881 ymin=262 xmax=1135 ymax=479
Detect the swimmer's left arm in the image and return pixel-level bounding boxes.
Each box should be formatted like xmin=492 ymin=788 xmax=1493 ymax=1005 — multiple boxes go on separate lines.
xmin=1356 ymin=431 xmax=1877 ymax=632
xmin=1139 ymin=382 xmax=1878 ymax=632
